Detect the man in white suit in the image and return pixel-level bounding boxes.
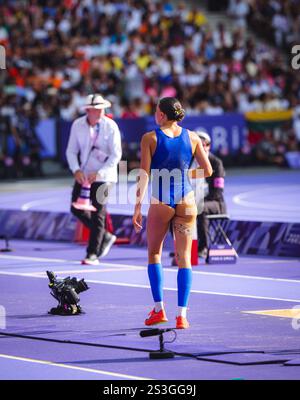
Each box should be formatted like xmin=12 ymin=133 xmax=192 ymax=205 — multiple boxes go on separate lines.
xmin=66 ymin=94 xmax=122 ymax=265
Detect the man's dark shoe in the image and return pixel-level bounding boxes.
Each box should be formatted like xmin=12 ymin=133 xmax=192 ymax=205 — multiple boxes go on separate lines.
xmin=198 ymin=248 xmax=208 ymax=258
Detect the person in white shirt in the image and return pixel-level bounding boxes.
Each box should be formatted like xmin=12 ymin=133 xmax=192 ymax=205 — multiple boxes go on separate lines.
xmin=66 ymin=94 xmax=122 ymax=265
xmin=228 ymin=0 xmax=249 ymax=30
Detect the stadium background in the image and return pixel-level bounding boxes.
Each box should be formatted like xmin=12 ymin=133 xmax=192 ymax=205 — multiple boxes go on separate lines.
xmin=0 ymin=0 xmax=300 ymax=178
xmin=1 ymin=0 xmax=300 ymax=382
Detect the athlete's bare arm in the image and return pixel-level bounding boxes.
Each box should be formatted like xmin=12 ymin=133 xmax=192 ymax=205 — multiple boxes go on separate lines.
xmin=188 ymin=131 xmax=213 ymax=178
xmin=132 ymin=131 xmax=157 ymax=232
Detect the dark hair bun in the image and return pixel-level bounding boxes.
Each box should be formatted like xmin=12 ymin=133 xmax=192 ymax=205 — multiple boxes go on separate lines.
xmin=173 ymin=107 xmax=185 ymax=121
xmin=158 ymin=97 xmax=185 ymax=122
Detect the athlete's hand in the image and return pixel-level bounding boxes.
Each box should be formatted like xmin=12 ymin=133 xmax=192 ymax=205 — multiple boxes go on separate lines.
xmin=188 ymin=168 xmax=195 ymax=179
xmin=132 ymin=206 xmax=143 ymax=233
xmin=87 ymin=172 xmax=98 ymax=184
xmin=188 ymin=167 xmax=203 ymax=179
xmin=74 ymin=170 xmax=85 ymax=185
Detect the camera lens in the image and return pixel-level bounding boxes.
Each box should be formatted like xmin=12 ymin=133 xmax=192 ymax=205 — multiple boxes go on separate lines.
xmin=76 ymin=279 xmax=89 ymax=294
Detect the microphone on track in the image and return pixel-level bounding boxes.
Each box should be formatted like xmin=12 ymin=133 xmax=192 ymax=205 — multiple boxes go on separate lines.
xmin=140 ymin=328 xmax=174 ymax=337
xmin=140 ymin=328 xmax=177 ymax=359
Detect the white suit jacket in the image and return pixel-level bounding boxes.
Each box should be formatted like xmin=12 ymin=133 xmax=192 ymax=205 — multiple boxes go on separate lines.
xmin=66 ymin=115 xmax=122 ymax=183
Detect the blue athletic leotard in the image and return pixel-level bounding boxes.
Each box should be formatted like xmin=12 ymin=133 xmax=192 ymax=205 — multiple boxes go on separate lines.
xmin=150 ymin=127 xmax=194 ymax=208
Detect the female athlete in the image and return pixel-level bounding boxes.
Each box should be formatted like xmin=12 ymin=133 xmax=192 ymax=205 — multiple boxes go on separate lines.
xmin=132 ymin=97 xmax=213 ymax=329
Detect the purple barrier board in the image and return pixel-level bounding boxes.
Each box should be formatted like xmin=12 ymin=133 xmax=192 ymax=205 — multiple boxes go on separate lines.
xmin=0 ymin=210 xmax=299 ymax=258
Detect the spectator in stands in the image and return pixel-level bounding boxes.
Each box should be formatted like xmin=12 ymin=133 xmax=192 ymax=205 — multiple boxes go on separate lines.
xmin=228 ymin=0 xmax=250 ymax=30
xmin=272 ymin=6 xmax=289 ymax=47
xmin=253 ymin=130 xmax=287 ymax=167
xmin=11 ymin=104 xmax=44 ymax=178
xmin=121 ymin=97 xmax=145 ymax=118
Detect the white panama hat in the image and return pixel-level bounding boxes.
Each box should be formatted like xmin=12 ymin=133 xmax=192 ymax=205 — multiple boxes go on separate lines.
xmin=83 ymin=94 xmax=112 ymax=110
xmin=195 ymin=130 xmax=211 ymax=144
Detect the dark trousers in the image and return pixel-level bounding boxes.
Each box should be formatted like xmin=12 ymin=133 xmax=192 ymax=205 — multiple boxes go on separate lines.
xmin=197 ymin=200 xmax=226 ymax=252
xmin=71 ymin=181 xmax=109 ymax=257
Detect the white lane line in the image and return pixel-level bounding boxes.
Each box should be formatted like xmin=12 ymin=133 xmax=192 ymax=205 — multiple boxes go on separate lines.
xmin=21 ymin=198 xmax=61 ymax=211
xmin=0 ymin=255 xmax=145 ymax=270
xmin=238 ymin=259 xmax=300 ymax=264
xmin=86 ymin=279 xmax=300 ymax=303
xmin=169 ymin=270 xmax=300 ymax=284
xmin=0 ymin=254 xmax=80 ymax=263
xmin=233 ymin=186 xmax=300 ymax=211
xmin=1 ymin=271 xmax=300 ymax=303
xmin=0 ymin=271 xmax=41 ymax=277
xmin=0 ymin=353 xmax=151 ymax=380
xmin=31 ymin=267 xmax=143 ymax=275
xmin=1 ymin=254 xmax=300 ymax=283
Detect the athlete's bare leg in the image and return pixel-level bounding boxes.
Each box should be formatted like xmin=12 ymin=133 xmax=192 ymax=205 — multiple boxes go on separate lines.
xmin=147 ymin=200 xmax=176 ymax=264
xmin=171 ymin=193 xmax=197 ymax=327
xmin=173 ymin=192 xmax=198 ymax=269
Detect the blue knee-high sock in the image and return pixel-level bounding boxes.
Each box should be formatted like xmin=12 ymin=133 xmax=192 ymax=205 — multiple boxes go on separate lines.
xmin=148 ymin=263 xmax=163 ymax=302
xmin=177 ymin=268 xmax=192 ymax=307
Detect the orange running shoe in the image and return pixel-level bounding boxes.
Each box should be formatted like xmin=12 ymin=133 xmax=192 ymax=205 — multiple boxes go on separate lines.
xmin=145 ymin=308 xmax=168 ymax=326
xmin=176 ymin=316 xmax=190 ymax=329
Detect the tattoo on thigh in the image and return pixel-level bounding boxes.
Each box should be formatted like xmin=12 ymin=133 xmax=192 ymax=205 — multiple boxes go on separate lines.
xmin=173 ymin=223 xmax=192 ymax=236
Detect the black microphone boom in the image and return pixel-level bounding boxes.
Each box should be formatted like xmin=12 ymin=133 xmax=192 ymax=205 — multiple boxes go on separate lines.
xmin=140 ymin=328 xmax=173 ymax=337
xmin=140 ymin=328 xmax=176 ymax=359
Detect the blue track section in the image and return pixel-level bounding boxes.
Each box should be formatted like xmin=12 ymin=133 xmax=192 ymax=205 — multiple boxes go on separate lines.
xmin=1 ymin=240 xmax=300 ymax=380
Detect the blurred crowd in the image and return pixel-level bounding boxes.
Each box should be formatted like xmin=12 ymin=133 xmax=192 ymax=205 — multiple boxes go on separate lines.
xmin=0 ymin=112 xmax=43 ymax=179
xmin=209 ymin=0 xmax=300 ymax=51
xmin=220 ymin=122 xmax=300 ymax=168
xmin=1 ymin=0 xmax=299 ymax=119
xmin=247 ymin=0 xmax=300 ymax=50
xmin=0 ymin=0 xmax=300 ymax=177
